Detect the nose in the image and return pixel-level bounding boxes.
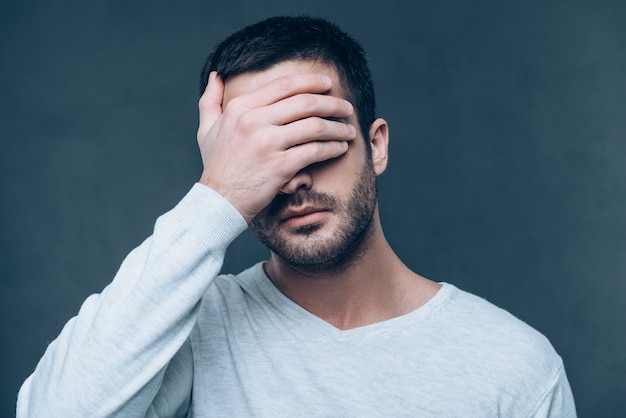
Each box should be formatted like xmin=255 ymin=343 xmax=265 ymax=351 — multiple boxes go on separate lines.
xmin=279 ymin=170 xmax=313 ymax=194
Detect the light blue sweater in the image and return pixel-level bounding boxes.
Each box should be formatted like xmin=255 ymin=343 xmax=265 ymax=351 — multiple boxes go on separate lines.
xmin=17 ymin=184 xmax=576 ymax=417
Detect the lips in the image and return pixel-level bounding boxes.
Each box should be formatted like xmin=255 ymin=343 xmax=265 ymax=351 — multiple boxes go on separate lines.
xmin=280 ymin=206 xmax=329 ymax=223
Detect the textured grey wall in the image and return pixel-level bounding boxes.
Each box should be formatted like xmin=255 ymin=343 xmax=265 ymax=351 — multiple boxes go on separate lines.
xmin=1 ymin=0 xmax=625 ymax=415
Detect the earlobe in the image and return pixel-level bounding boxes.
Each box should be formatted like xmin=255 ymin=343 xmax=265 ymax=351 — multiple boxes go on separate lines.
xmin=368 ymin=118 xmax=389 ymax=176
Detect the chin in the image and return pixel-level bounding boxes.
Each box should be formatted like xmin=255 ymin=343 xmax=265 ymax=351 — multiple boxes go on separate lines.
xmin=258 ymin=213 xmax=374 ymax=274
xmin=290 ymin=222 xmax=324 ymax=235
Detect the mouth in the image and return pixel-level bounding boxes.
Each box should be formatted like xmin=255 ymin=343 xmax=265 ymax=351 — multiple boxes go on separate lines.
xmin=280 ymin=206 xmax=330 ymax=228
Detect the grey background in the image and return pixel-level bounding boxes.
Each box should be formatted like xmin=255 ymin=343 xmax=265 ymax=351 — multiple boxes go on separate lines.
xmin=1 ymin=0 xmax=624 ymax=416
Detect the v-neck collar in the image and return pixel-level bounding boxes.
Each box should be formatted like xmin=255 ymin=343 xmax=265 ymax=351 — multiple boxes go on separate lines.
xmin=240 ymin=262 xmax=457 ymax=344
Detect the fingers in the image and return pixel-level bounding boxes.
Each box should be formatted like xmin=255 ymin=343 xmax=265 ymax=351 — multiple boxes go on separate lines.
xmin=281 ymin=140 xmax=350 ymax=174
xmin=233 ymin=73 xmax=333 ymax=110
xmin=279 ymin=117 xmax=356 ymax=148
xmin=228 ymin=73 xmax=357 ymax=149
xmin=237 ymin=92 xmax=357 ymax=150
xmin=267 ymin=93 xmax=354 ymax=126
xmin=196 ymin=70 xmax=359 ymax=221
xmin=197 ymin=72 xmax=224 ymax=140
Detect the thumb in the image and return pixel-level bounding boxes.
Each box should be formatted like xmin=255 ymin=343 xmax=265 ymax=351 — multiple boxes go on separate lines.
xmin=197 ymin=71 xmax=224 ymax=140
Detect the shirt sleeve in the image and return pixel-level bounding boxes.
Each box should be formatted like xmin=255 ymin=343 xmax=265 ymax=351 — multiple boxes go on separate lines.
xmin=530 ymin=363 xmax=577 ymax=417
xmin=16 ymin=183 xmax=247 ymax=418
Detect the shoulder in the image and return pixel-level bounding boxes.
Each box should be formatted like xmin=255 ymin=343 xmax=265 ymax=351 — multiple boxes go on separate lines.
xmin=440 ymin=284 xmax=560 ymax=367
xmin=434 ymin=284 xmax=572 ymax=413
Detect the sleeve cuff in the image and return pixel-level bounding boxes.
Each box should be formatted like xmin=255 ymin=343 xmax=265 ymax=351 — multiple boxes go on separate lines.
xmin=164 ymin=183 xmax=248 ymax=252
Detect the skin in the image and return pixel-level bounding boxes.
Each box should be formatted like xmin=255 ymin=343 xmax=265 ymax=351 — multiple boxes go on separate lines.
xmin=198 ymin=60 xmax=441 ymax=330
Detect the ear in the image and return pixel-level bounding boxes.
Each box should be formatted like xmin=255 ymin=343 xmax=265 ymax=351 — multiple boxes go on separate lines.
xmin=368 ymin=118 xmax=389 ymax=176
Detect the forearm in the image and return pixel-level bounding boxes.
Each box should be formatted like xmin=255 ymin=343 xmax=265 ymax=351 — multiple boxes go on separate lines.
xmin=17 ymin=183 xmax=247 ymax=417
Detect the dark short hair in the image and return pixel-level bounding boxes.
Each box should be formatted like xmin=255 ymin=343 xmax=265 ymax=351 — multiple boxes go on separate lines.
xmin=200 ymin=16 xmax=376 ymax=141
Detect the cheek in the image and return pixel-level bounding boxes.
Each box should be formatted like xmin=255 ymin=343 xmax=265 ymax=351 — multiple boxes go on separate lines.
xmin=312 ymin=145 xmax=365 ymax=180
xmin=252 ymin=201 xmax=278 ymax=226
xmin=313 ymin=165 xmax=357 ymax=194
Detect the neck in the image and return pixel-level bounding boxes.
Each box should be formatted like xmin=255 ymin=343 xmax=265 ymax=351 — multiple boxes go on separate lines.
xmin=263 ymin=212 xmax=440 ymax=330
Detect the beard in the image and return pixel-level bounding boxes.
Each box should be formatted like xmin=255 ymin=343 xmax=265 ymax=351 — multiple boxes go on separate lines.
xmin=250 ymin=159 xmax=378 ymax=273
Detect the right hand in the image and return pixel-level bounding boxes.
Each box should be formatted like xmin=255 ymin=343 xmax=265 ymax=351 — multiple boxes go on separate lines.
xmin=197 ymin=71 xmax=357 ymax=223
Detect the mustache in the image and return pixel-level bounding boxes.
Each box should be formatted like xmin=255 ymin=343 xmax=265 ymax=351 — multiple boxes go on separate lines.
xmin=267 ymin=189 xmax=338 ymax=216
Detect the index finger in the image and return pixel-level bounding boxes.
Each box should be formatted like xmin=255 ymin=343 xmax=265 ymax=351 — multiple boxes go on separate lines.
xmin=229 ymin=73 xmax=333 ymax=110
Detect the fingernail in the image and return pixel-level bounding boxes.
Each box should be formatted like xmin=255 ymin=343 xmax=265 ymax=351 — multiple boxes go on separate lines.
xmin=348 ymin=124 xmax=357 ymax=137
xmin=344 ymin=100 xmax=353 ymax=112
xmin=321 ymin=75 xmax=332 ymax=87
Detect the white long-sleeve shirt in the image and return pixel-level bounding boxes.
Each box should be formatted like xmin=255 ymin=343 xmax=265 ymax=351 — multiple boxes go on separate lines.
xmin=17 ymin=184 xmax=576 ymax=417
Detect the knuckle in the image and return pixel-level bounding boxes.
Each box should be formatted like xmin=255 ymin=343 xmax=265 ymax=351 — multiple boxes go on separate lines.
xmin=256 ymin=130 xmax=274 ymax=149
xmin=237 ymin=110 xmax=257 ymax=132
xmin=309 ymin=141 xmax=325 ymax=158
xmin=224 ymin=96 xmax=243 ymax=113
xmin=198 ymin=95 xmax=210 ymax=110
xmin=272 ymin=75 xmax=292 ymax=91
xmin=274 ymin=158 xmax=291 ymax=176
xmin=265 ymin=157 xmax=288 ymax=180
xmin=306 ymin=117 xmax=326 ymax=136
xmin=295 ymin=94 xmax=315 ymax=109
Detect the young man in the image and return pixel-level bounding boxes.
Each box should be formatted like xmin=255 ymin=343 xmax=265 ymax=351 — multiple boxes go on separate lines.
xmin=18 ymin=16 xmax=576 ymax=417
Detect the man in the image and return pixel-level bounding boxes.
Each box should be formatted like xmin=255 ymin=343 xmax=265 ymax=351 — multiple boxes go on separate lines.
xmin=17 ymin=16 xmax=575 ymax=417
